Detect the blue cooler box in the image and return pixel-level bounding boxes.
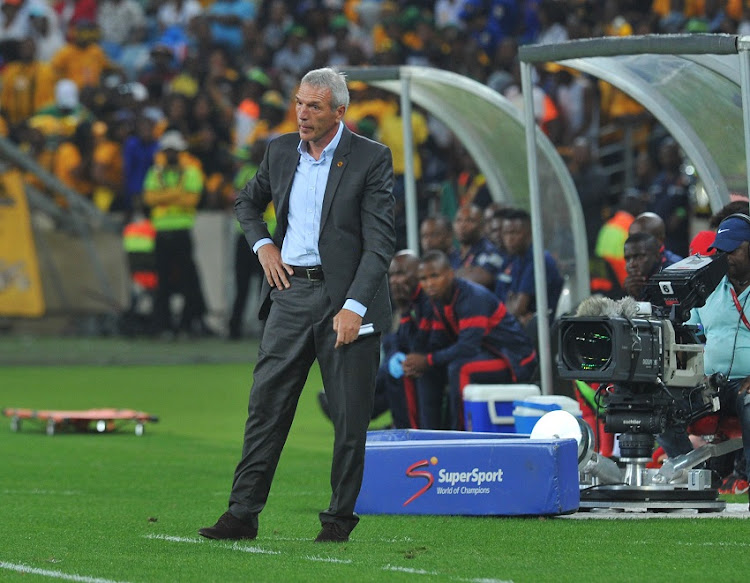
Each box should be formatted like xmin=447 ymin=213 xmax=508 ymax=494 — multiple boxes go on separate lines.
xmin=463 ymin=384 xmax=541 ymax=432
xmin=513 ymin=396 xmax=583 ymax=435
xmin=355 ymin=429 xmax=580 ymax=516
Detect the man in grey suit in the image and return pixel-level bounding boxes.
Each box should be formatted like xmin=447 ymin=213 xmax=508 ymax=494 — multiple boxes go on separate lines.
xmin=199 ymin=68 xmax=396 ymax=543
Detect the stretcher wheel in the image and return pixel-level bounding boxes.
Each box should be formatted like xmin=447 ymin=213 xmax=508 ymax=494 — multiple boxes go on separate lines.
xmin=135 ymin=422 xmax=144 ymax=437
xmin=46 ymin=419 xmax=55 ymax=436
xmin=10 ymin=416 xmax=20 ymax=432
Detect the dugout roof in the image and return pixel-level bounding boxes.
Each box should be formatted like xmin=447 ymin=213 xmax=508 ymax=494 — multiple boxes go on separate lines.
xmin=341 ymin=65 xmax=588 ymax=308
xmin=519 ymin=33 xmax=750 ymax=393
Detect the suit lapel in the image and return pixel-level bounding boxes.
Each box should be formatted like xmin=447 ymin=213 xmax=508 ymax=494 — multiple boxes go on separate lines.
xmin=320 ymin=127 xmax=352 ymax=233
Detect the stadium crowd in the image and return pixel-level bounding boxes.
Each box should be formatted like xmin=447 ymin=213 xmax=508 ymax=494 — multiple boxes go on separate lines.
xmin=3 ymin=0 xmax=750 ymax=492
xmin=2 ymin=0 xmax=743 ymax=225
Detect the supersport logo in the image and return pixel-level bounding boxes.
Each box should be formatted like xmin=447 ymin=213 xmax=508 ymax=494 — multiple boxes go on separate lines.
xmin=403 ymin=457 xmax=437 ymax=506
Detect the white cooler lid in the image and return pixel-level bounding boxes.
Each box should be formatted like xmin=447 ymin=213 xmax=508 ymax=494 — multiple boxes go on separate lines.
xmin=463 ymin=384 xmax=541 ymax=402
xmin=513 ymin=395 xmax=582 ymax=417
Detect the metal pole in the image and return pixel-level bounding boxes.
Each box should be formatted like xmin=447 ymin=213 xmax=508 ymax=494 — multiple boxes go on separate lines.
xmin=738 ymin=37 xmax=750 ymax=198
xmin=400 ymin=73 xmax=419 ymax=254
xmin=623 ymin=123 xmax=634 ymax=190
xmin=520 ymin=62 xmax=553 ymax=396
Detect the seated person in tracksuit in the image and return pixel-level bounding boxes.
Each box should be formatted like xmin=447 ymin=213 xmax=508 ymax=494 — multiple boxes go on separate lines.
xmin=402 ymin=250 xmax=538 ymax=430
xmin=381 ymin=250 xmax=434 ymax=428
xmin=494 ymin=208 xmax=563 ymax=326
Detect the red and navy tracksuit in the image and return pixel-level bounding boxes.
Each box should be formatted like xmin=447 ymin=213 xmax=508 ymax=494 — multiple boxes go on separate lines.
xmin=417 ymin=278 xmax=537 ymax=429
xmin=381 ymin=284 xmax=433 ymax=428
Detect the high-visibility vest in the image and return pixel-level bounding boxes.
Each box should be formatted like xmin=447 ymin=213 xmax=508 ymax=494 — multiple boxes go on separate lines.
xmin=123 ymin=219 xmax=156 ymax=254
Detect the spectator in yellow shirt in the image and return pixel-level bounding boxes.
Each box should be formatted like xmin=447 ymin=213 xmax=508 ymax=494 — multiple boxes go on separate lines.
xmin=0 ymin=37 xmax=55 ymax=130
xmin=52 ymin=119 xmax=96 ymax=206
xmin=92 ymin=114 xmax=133 ymax=212
xmin=30 ymin=78 xmax=94 ymax=150
xmin=50 ymin=20 xmax=112 ymax=89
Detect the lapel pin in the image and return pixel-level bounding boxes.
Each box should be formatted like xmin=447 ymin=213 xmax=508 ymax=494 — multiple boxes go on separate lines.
xmin=337 ymin=161 xmax=343 ymax=167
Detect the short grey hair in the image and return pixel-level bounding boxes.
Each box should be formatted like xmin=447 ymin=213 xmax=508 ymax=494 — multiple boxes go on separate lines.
xmin=300 ymin=67 xmax=350 ymax=110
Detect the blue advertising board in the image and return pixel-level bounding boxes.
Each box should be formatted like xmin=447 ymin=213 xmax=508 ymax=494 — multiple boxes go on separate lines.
xmin=355 ymin=430 xmax=579 ymax=516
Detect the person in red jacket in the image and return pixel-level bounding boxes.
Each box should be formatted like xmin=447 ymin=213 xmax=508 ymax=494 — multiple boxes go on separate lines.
xmin=53 ymin=0 xmax=97 ymax=36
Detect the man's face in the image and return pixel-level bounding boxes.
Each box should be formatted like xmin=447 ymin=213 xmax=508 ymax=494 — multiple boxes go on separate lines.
xmin=453 ymin=208 xmax=482 ymax=245
xmin=486 ymin=216 xmax=504 ymax=249
xmin=296 ymin=83 xmax=344 ymax=147
xmin=420 ymin=220 xmax=452 ymax=253
xmin=164 ymin=148 xmax=180 ymax=164
xmin=727 ymin=241 xmax=750 ymax=281
xmin=418 ymin=260 xmax=453 ymax=302
xmin=388 ymin=256 xmax=419 ymax=304
xmin=657 ymin=141 xmax=681 ymax=172
xmin=501 ymin=218 xmax=530 ymax=256
xmin=624 ymin=241 xmax=660 ymax=278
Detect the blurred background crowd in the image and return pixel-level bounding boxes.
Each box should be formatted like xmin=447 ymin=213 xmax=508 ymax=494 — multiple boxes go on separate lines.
xmin=0 ymin=0 xmax=744 ymax=340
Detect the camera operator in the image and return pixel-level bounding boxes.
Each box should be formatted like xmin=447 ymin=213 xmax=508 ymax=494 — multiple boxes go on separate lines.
xmin=658 ymin=215 xmax=750 ymax=507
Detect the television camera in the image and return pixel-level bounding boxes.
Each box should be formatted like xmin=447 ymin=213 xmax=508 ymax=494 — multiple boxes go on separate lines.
xmin=554 ymin=253 xmax=739 ymax=510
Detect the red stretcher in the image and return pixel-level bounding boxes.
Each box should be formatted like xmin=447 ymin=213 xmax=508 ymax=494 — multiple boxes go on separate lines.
xmin=2 ymin=407 xmax=159 ymax=436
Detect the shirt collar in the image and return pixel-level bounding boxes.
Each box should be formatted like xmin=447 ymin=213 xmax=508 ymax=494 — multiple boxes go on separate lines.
xmin=297 ymin=121 xmax=344 ymax=160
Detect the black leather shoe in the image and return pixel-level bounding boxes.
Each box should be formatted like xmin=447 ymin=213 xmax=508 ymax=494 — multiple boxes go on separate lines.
xmin=199 ymin=511 xmax=257 ymax=540
xmin=314 ymin=522 xmax=349 ymax=543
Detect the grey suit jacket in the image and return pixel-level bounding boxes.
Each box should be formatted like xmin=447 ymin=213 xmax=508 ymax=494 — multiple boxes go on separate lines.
xmin=235 ymin=126 xmax=396 ymax=333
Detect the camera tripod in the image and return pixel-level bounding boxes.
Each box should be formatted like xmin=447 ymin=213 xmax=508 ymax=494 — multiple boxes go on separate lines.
xmin=578 ymin=429 xmax=742 ymax=513
xmin=531 ymin=411 xmax=740 ymax=512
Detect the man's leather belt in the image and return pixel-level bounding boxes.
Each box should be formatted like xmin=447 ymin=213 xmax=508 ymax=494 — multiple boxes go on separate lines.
xmin=290 ymin=265 xmax=324 ymax=280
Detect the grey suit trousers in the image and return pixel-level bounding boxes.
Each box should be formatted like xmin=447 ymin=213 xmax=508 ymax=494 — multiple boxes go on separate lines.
xmin=228 ymin=277 xmax=380 ymax=533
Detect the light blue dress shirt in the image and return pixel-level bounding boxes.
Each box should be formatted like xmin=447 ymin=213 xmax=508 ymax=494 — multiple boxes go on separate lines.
xmin=280 ymin=123 xmax=342 ymax=266
xmin=253 ymin=122 xmax=367 ymax=317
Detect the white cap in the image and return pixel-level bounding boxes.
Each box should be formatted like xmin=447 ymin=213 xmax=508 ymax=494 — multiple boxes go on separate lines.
xmin=129 ymin=82 xmax=148 ymax=102
xmin=159 ymin=130 xmax=187 ymax=151
xmin=55 ymin=79 xmax=79 ymax=109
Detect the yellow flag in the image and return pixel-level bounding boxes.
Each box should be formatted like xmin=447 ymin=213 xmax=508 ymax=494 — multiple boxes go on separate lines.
xmin=0 ymin=169 xmax=45 ymax=316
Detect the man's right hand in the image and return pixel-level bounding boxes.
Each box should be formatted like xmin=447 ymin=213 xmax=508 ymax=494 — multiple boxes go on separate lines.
xmin=257 ymin=244 xmax=293 ymax=289
xmin=403 ymin=353 xmax=428 ymax=378
xmin=623 ymin=274 xmax=646 ymax=298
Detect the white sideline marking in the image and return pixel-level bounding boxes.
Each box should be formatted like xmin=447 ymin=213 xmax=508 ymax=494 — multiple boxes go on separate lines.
xmin=145 ymin=534 xmax=202 ymax=544
xmin=145 ymin=534 xmax=348 ymax=563
xmin=2 ymin=489 xmax=80 ymax=496
xmin=229 ymin=543 xmax=280 ymax=555
xmin=383 ymin=565 xmax=440 ymax=576
xmin=145 ymin=534 xmax=280 ymax=556
xmin=677 ymin=541 xmax=750 ymax=547
xmin=146 ymin=534 xmax=507 ymax=581
xmin=0 ymin=561 xmax=130 ymax=583
xmin=383 ymin=565 xmax=513 ymax=583
xmin=302 ymin=555 xmax=353 ymax=564
xmin=641 ymin=540 xmax=750 ymax=548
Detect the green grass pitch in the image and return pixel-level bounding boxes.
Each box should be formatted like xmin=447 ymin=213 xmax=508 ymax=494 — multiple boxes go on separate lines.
xmin=1 ymin=359 xmax=748 ymax=583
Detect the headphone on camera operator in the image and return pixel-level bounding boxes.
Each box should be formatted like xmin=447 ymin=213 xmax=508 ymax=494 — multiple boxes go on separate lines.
xmin=717 ymin=213 xmax=750 ymax=261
